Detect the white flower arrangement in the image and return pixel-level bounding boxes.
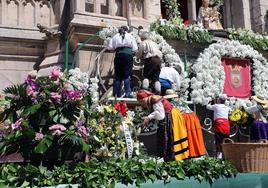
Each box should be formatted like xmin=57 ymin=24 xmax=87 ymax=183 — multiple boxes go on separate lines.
xmin=99 ymin=27 xmax=189 ymax=99
xmin=190 ymin=40 xmax=268 ymax=107
xmin=68 ymin=68 xmax=89 ymax=94
xmin=89 ymin=77 xmax=99 ymax=109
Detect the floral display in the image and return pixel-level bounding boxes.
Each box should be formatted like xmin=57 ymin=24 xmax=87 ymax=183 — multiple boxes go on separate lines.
xmin=99 ymin=27 xmax=190 ymax=99
xmin=150 ymin=18 xmax=213 ymax=43
xmin=190 ymin=40 xmax=268 ymax=107
xmin=0 ymin=67 xmax=94 ymax=163
xmin=229 ymin=108 xmax=249 ymax=125
xmin=228 ymin=28 xmax=268 ymax=51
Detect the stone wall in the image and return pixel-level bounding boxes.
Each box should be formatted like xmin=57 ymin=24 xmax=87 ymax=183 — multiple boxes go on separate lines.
xmin=224 ymin=0 xmax=268 ymax=33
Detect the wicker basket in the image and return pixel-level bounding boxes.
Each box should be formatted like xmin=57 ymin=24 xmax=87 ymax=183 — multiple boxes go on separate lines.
xmin=222 ymin=138 xmax=268 ymax=172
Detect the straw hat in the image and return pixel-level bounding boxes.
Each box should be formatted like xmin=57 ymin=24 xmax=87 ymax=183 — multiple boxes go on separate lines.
xmin=164 ymin=89 xmax=179 ymax=99
xmin=251 ymin=95 xmax=268 ymax=105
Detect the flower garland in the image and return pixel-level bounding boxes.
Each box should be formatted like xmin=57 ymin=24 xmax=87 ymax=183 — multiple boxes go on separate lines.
xmin=190 ymin=40 xmax=268 ymax=107
xmin=99 ymin=27 xmax=190 ymax=99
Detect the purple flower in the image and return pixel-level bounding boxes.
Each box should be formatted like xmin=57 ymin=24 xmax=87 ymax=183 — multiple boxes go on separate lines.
xmin=11 ymin=118 xmax=23 ymax=130
xmin=63 ymin=89 xmax=82 ymax=101
xmin=35 ymin=132 xmax=44 ymax=141
xmin=50 ymin=92 xmax=62 ymax=103
xmin=25 ymin=75 xmax=36 ymax=86
xmin=77 ymin=126 xmax=89 ymax=138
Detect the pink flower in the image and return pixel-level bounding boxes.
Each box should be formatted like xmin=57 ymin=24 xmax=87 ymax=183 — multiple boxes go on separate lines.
xmin=11 ymin=118 xmax=23 ymax=130
xmin=26 ymin=86 xmax=39 ymax=97
xmin=119 ymin=124 xmax=124 ymax=132
xmin=50 ymin=66 xmax=62 ymax=79
xmin=35 ymin=132 xmax=44 ymax=141
xmin=49 ymin=124 xmax=66 ymax=135
xmin=50 ymin=92 xmax=62 ymax=103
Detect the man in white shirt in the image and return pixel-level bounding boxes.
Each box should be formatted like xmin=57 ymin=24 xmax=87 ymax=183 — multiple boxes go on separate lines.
xmin=159 ymin=66 xmax=181 ymax=96
xmin=136 ymin=31 xmax=162 ymax=94
xmin=107 ymin=26 xmax=138 ymax=98
xmin=206 ymin=94 xmax=231 ymax=159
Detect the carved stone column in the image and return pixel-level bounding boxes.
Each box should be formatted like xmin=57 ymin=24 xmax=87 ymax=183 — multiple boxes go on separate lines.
xmin=1 ymin=0 xmax=8 ymax=24
xmin=188 ymin=0 xmax=197 ymax=23
xmin=223 ymin=0 xmax=232 ymax=28
xmin=108 ymin=0 xmax=115 ymax=16
xmin=143 ymin=0 xmax=149 ymax=19
xmin=94 ymin=0 xmax=101 ymax=14
xmin=75 ymin=0 xmax=85 ymax=13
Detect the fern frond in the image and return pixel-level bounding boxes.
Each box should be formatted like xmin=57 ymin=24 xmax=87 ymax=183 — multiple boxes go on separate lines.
xmin=3 ymin=84 xmax=27 ymax=97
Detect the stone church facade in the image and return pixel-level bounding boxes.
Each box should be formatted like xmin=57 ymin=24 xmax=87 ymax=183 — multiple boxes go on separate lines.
xmin=0 ymin=0 xmax=267 ymax=90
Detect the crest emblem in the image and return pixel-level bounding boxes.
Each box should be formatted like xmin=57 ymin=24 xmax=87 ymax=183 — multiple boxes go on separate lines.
xmin=228 ymin=64 xmax=242 ymax=88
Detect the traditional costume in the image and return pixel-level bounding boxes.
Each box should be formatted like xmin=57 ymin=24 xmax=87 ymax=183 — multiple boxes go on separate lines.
xmin=206 ymin=94 xmax=231 ymax=158
xmin=136 ymin=31 xmax=162 ymax=93
xmin=137 ymin=90 xmax=189 ymax=161
xmin=165 ymin=90 xmax=206 ymax=158
xmin=108 ymin=26 xmax=138 ymax=97
xmin=246 ymin=96 xmax=268 ymax=141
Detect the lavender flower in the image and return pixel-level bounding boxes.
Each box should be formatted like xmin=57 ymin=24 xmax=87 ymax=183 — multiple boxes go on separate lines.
xmin=11 ymin=118 xmax=23 ymax=130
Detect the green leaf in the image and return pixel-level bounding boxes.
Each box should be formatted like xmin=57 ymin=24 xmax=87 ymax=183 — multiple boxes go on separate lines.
xmin=23 ymin=103 xmax=42 ymax=117
xmin=34 ymin=135 xmax=53 ymax=154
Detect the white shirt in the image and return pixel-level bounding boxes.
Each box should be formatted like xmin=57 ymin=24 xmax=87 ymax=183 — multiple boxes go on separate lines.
xmin=159 ymin=67 xmax=181 ymax=90
xmin=136 ymin=40 xmax=162 ymax=59
xmin=206 ymin=104 xmax=230 ymax=120
xmin=148 ymin=100 xmax=165 ymax=120
xmin=107 ymin=33 xmax=138 ymax=52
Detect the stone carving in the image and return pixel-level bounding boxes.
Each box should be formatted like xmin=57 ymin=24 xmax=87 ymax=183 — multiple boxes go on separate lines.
xmin=197 ymin=0 xmax=223 ymax=30
xmin=37 ymin=23 xmax=62 ymax=37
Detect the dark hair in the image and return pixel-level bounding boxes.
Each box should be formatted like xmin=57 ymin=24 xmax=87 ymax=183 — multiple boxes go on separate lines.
xmin=218 ymin=98 xmax=225 ymax=104
xmin=174 ymin=65 xmax=182 ymax=74
xmin=119 ymin=26 xmax=129 ymax=42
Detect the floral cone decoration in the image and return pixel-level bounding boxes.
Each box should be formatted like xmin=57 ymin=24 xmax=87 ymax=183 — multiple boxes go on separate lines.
xmin=0 ymin=67 xmax=95 ymax=163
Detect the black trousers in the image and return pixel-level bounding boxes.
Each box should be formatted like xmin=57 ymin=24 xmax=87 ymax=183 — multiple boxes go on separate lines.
xmin=143 ymin=56 xmax=161 ymax=83
xmin=114 ymin=53 xmax=133 ymax=81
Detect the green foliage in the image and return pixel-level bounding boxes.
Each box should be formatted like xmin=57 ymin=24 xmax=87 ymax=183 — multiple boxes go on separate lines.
xmin=0 ymin=157 xmax=238 ymax=187
xmin=229 ymin=28 xmax=268 ymax=51
xmin=150 ymin=18 xmax=213 ymax=43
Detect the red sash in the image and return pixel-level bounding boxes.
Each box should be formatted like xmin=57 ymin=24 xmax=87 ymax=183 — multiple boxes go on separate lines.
xmin=214 ymin=118 xmax=230 ymax=135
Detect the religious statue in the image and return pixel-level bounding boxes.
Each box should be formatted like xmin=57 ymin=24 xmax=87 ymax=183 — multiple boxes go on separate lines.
xmin=197 ymin=0 xmax=223 ymax=30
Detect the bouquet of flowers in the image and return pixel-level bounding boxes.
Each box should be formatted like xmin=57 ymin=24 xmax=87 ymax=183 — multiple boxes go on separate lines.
xmin=0 ymin=67 xmax=92 ymax=163
xmin=229 ymin=107 xmax=249 ymax=125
